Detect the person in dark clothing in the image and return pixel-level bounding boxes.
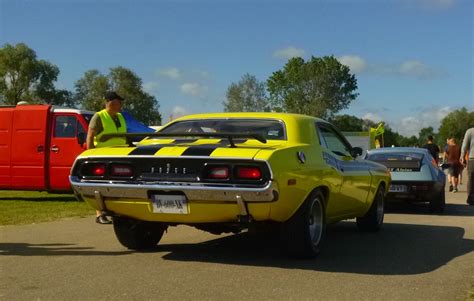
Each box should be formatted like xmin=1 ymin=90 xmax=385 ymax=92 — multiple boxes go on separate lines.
xmin=422 ymin=135 xmax=440 ymax=164
xmin=446 ymin=137 xmax=462 ymax=193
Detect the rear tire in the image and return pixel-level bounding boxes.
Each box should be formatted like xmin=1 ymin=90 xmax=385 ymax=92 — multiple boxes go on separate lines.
xmin=429 ymin=190 xmax=445 ymax=213
xmin=357 ymin=185 xmax=385 ymax=232
xmin=281 ymin=190 xmax=326 ymax=259
xmin=113 ymin=216 xmax=166 ymax=250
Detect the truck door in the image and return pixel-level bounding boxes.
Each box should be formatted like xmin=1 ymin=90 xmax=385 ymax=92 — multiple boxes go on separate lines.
xmin=48 ymin=113 xmax=87 ymax=191
xmin=10 ymin=105 xmax=50 ymax=189
xmin=0 ymin=107 xmax=14 ymax=188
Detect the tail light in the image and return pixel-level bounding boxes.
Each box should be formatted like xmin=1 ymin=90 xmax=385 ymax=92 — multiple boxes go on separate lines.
xmin=110 ymin=164 xmax=134 ymax=177
xmin=205 ymin=166 xmax=229 ymax=179
xmin=235 ymin=166 xmax=261 ymax=180
xmin=82 ymin=163 xmax=106 ymax=177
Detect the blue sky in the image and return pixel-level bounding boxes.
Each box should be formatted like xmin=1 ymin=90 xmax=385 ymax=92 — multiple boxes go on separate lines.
xmin=1 ymin=0 xmax=472 ymax=136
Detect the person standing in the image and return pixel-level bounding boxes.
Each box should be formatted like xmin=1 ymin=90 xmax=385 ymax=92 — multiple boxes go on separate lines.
xmin=445 ymin=137 xmax=462 ymax=193
xmin=461 ymin=128 xmax=474 ymax=205
xmin=422 ymin=135 xmax=440 ymax=164
xmin=86 ymin=91 xmax=127 ymax=224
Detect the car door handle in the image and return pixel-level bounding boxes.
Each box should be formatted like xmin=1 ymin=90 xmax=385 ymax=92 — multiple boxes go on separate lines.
xmin=37 ymin=145 xmax=44 ymax=153
xmin=51 ymin=145 xmax=59 ymax=153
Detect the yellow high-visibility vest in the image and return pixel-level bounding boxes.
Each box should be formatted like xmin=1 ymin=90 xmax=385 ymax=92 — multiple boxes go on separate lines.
xmin=94 ymin=109 xmax=127 ymax=148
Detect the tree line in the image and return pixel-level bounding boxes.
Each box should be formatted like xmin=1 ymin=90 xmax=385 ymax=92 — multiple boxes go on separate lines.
xmin=1 ymin=42 xmax=472 ymax=145
xmin=0 ymin=43 xmax=161 ymax=125
xmin=223 ymin=59 xmax=473 ymax=147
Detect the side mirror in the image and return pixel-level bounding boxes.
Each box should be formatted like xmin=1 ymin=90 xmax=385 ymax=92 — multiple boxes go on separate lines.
xmin=77 ymin=132 xmax=86 ymax=145
xmin=350 ymin=147 xmax=363 ymax=158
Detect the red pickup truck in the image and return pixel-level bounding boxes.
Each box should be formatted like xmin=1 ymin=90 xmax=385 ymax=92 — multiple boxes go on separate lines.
xmin=0 ymin=104 xmax=93 ymax=191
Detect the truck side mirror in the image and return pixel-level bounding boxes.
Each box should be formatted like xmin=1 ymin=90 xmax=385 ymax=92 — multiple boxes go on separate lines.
xmin=77 ymin=132 xmax=86 ymax=145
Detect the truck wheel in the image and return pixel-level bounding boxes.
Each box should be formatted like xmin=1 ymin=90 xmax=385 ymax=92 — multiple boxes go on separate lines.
xmin=429 ymin=190 xmax=445 ymax=213
xmin=113 ymin=216 xmax=166 ymax=250
xmin=281 ymin=190 xmax=326 ymax=258
xmin=357 ymin=185 xmax=385 ymax=232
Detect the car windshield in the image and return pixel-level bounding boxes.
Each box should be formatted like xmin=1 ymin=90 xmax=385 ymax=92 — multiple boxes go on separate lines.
xmin=160 ymin=119 xmax=286 ymax=140
xmin=367 ymin=152 xmax=424 ymax=161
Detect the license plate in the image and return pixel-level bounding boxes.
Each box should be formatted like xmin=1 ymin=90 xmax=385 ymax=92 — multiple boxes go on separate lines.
xmin=389 ymin=185 xmax=408 ymax=192
xmin=151 ymin=194 xmax=188 ymax=214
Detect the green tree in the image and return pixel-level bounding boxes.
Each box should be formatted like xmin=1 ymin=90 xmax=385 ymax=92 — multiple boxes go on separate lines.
xmin=75 ymin=67 xmax=161 ymax=125
xmin=0 ymin=43 xmax=62 ymax=104
xmin=383 ymin=126 xmax=404 ymax=147
xmin=417 ymin=126 xmax=435 ymax=146
xmin=223 ymin=73 xmax=268 ymax=112
xmin=267 ymin=56 xmax=358 ymax=119
xmin=74 ymin=70 xmax=110 ymax=111
xmin=438 ymin=107 xmax=474 ymax=145
xmin=330 ymin=114 xmax=364 ymax=131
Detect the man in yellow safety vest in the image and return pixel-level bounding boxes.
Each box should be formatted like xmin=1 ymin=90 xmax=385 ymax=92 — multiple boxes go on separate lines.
xmin=86 ymin=91 xmax=128 ymax=223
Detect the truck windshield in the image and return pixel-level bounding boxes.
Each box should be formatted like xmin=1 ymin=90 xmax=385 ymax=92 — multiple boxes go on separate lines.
xmin=160 ymin=119 xmax=286 ymax=140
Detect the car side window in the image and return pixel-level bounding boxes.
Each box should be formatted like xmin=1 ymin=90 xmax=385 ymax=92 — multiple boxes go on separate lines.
xmin=317 ymin=124 xmax=352 ymax=157
xmin=54 ymin=115 xmax=77 ymax=138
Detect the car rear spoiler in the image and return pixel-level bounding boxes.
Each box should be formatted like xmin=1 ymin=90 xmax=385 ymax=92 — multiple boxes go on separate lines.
xmin=100 ymin=132 xmax=267 ymax=147
xmin=372 ymin=159 xmax=422 ymax=171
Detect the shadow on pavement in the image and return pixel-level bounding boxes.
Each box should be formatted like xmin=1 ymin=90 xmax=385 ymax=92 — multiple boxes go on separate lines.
xmin=0 ymin=243 xmax=133 ymax=256
xmin=386 ymin=201 xmax=474 ymax=217
xmin=159 ymin=221 xmax=474 ymax=275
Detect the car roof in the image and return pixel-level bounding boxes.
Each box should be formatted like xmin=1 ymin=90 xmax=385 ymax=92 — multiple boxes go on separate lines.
xmin=170 ymin=112 xmax=327 ymax=123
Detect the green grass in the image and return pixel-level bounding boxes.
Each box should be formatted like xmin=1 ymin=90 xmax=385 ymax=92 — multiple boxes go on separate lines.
xmin=0 ymin=190 xmax=94 ymax=225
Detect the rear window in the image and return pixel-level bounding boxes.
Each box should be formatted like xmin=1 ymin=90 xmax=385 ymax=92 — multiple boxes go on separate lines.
xmin=367 ymin=152 xmax=424 ymax=161
xmin=160 ymin=119 xmax=286 ymax=140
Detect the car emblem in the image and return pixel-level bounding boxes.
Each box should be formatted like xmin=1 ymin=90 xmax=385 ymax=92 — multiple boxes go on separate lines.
xmin=297 ymin=151 xmax=306 ymax=164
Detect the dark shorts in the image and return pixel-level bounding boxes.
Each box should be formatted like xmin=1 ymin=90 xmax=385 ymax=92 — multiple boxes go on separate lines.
xmin=448 ymin=164 xmax=460 ymax=177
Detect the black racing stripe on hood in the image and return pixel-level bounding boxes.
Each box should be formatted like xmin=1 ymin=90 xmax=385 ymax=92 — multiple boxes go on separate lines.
xmin=181 ymin=145 xmax=220 ymax=156
xmin=173 ymin=139 xmax=199 ymax=144
xmin=129 ymin=145 xmax=165 ymax=155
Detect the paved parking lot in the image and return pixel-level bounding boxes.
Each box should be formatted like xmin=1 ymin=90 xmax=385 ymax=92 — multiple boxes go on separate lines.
xmin=1 ymin=178 xmax=473 ymax=300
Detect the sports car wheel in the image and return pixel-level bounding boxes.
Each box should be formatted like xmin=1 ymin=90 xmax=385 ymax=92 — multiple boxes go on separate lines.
xmin=113 ymin=216 xmax=166 ymax=250
xmin=357 ymin=185 xmax=385 ymax=232
xmin=429 ymin=190 xmax=445 ymax=213
xmin=281 ymin=190 xmax=326 ymax=258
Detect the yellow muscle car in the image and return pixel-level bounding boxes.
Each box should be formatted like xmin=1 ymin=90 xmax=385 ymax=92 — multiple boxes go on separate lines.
xmin=70 ymin=113 xmax=390 ymax=258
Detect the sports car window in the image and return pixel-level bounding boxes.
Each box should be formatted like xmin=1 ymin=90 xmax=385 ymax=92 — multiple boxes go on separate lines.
xmin=317 ymin=125 xmax=351 ymax=157
xmin=160 ymin=119 xmax=286 ymax=140
xmin=54 ymin=115 xmax=77 ymax=138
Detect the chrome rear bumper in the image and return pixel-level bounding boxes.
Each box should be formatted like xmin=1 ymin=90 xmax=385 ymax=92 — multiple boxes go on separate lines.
xmin=69 ymin=176 xmax=279 ymax=203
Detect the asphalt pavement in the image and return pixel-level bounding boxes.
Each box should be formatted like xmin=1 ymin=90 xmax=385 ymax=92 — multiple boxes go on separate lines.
xmin=1 ymin=175 xmax=473 ymax=300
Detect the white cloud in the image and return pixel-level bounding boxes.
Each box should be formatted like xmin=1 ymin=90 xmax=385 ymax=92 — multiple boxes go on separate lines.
xmin=338 ymin=55 xmax=367 ymax=73
xmin=398 ymin=60 xmax=442 ymax=78
xmin=158 ymin=68 xmax=181 ymax=80
xmin=180 ymin=82 xmax=208 ymax=97
xmin=392 ymin=106 xmax=451 ymax=137
xmin=142 ymin=82 xmax=159 ymax=93
xmin=273 ymin=46 xmax=306 ymax=60
xmin=193 ymin=70 xmax=209 ymax=79
xmin=335 ymin=55 xmax=442 ymax=79
xmin=171 ymin=105 xmax=190 ymax=119
xmin=362 ymin=112 xmax=383 ymax=123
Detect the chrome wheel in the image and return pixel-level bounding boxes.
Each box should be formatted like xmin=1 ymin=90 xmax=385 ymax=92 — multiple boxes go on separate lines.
xmin=309 ymin=197 xmax=324 ymax=247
